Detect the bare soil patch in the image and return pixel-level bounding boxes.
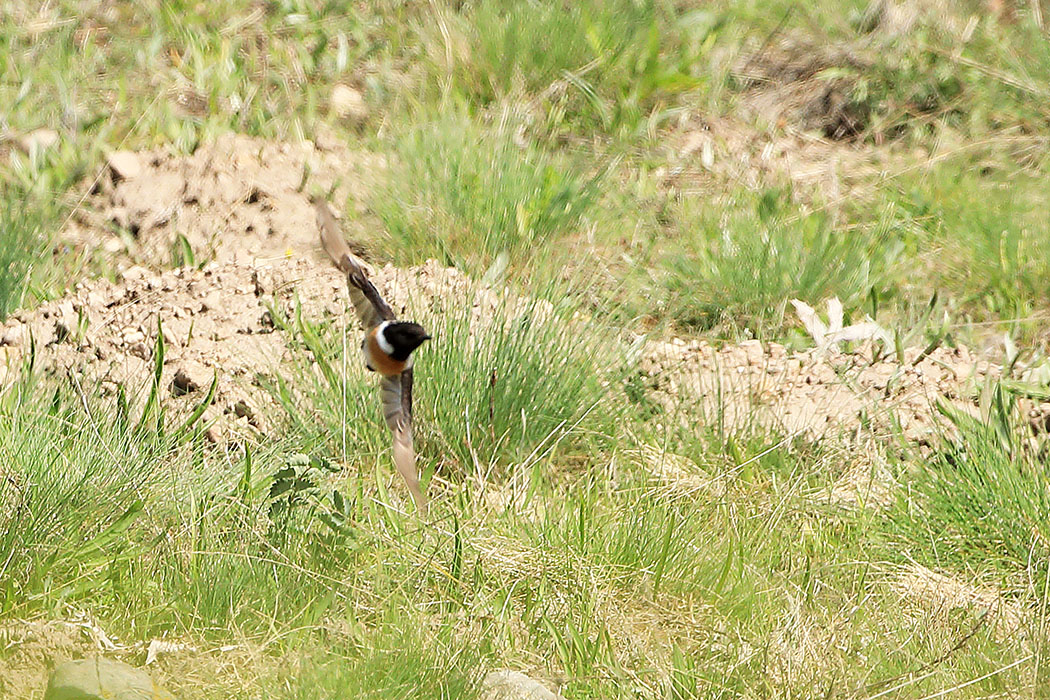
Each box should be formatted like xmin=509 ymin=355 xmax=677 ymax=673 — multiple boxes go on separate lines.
xmin=639 ymin=337 xmax=998 ymax=442
xmin=663 ymin=0 xmax=980 ymax=201
xmin=663 ymin=113 xmax=899 ymax=203
xmin=63 ymin=132 xmax=383 ymax=268
xmin=732 ymin=0 xmax=973 ymax=144
xmin=0 ymin=257 xmax=480 ymax=439
xmin=893 ymin=564 xmax=1028 ymax=640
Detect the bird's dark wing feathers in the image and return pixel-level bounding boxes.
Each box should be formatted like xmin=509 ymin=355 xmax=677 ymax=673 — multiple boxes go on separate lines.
xmin=314 ymin=196 xmax=395 ymax=328
xmin=347 ymin=267 xmax=397 ymax=325
xmin=317 ymin=195 xmax=425 ymax=515
xmin=380 ymin=369 xmax=426 ymax=514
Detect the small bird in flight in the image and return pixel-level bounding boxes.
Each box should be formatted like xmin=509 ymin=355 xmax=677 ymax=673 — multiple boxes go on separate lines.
xmin=314 ymin=197 xmax=431 ymax=514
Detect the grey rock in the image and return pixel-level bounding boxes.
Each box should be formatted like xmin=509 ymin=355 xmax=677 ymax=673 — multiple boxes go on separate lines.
xmin=481 ymin=670 xmax=565 ymax=700
xmin=44 ymin=656 xmax=176 ymax=700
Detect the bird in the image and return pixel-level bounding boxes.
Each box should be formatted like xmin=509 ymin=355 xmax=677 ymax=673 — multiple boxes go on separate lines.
xmin=314 ymin=197 xmax=431 ymax=515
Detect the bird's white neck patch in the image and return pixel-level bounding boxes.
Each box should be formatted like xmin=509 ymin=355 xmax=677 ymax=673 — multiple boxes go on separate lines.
xmin=375 ymin=321 xmax=395 ymax=355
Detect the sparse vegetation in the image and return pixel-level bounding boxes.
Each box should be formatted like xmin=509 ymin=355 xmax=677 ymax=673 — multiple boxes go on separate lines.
xmin=3 ymin=0 xmax=1050 ymax=697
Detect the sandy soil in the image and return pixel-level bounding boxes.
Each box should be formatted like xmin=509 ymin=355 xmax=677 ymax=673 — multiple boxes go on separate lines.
xmin=62 ymin=132 xmax=383 ymax=268
xmin=638 ymin=336 xmax=998 ymax=443
xmin=0 ymin=256 xmax=484 ymax=440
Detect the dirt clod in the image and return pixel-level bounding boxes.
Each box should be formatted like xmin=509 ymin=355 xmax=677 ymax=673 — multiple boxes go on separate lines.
xmin=106 ymin=150 xmax=142 ymax=181
xmin=17 ymin=128 xmax=60 ymax=154
xmin=172 ymin=364 xmax=209 ymax=396
xmin=331 ymin=84 xmax=368 ymax=123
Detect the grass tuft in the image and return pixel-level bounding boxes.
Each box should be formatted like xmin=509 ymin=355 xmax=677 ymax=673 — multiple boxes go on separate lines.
xmin=657 ymin=188 xmax=895 ymax=337
xmin=371 ymin=111 xmax=601 ymax=275
xmin=273 ymin=281 xmax=623 ymax=483
xmin=413 ymin=0 xmax=722 ymax=136
xmin=889 ymin=383 xmax=1050 ymax=574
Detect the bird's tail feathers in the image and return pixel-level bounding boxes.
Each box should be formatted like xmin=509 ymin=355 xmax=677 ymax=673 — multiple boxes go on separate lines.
xmin=314 ymin=196 xmax=369 ymax=275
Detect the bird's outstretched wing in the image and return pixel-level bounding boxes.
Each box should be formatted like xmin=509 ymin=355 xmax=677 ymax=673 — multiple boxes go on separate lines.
xmin=314 ymin=196 xmax=395 ymax=329
xmin=380 ymin=369 xmax=426 ymax=514
xmin=315 ymin=196 xmax=426 ymax=515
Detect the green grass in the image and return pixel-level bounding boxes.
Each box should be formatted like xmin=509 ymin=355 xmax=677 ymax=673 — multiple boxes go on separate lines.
xmin=408 ymin=0 xmax=725 ymax=137
xmin=4 ymin=0 xmax=1050 ymax=697
xmin=889 ymin=383 xmax=1050 ymax=574
xmin=0 ymin=358 xmax=1043 ymax=697
xmin=276 ymin=628 xmax=480 ymax=700
xmin=887 ymin=162 xmax=1050 ymax=322
xmin=271 ymin=281 xmax=622 ymax=482
xmin=368 ymin=111 xmax=601 ymax=276
xmin=0 ymin=193 xmax=47 ymax=320
xmin=0 ymin=142 xmax=99 ymax=316
xmin=653 ymin=187 xmax=897 ymax=336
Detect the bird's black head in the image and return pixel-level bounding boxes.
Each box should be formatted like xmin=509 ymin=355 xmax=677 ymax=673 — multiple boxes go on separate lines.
xmin=384 ymin=322 xmax=431 ymax=361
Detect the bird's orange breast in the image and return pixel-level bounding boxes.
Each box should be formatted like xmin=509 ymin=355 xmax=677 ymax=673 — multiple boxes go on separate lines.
xmin=365 ymin=328 xmax=408 ymax=376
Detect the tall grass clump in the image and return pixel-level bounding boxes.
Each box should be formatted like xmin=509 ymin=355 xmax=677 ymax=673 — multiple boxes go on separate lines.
xmin=889 ymin=163 xmax=1050 ymax=320
xmin=277 ymin=622 xmax=480 ymax=700
xmin=0 ymin=193 xmax=47 ymax=320
xmin=273 ymin=281 xmax=622 ymax=481
xmin=0 ymin=332 xmax=252 ymax=627
xmin=0 ymin=364 xmax=459 ymax=639
xmin=371 ymin=113 xmax=600 ymax=275
xmin=889 ymin=385 xmax=1050 ymax=574
xmin=658 ymin=188 xmax=894 ymax=336
xmin=0 ymin=369 xmax=190 ymax=617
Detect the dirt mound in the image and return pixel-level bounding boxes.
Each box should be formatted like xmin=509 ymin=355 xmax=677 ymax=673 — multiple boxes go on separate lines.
xmin=638 ymin=337 xmax=998 ymax=442
xmin=0 ymin=251 xmax=1000 ymax=445
xmin=736 ymin=37 xmax=871 ymax=142
xmin=0 ymin=253 xmax=1002 ymax=448
xmin=62 ymin=132 xmax=383 ymax=268
xmin=664 ymin=113 xmax=894 ymax=202
xmin=0 ymin=257 xmax=477 ymax=440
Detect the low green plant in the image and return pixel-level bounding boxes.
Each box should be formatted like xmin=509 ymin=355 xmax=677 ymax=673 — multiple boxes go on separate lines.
xmin=889 ymin=383 xmax=1050 ymax=574
xmin=370 ymin=112 xmax=601 ymax=275
xmin=658 ymin=188 xmax=896 ymax=337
